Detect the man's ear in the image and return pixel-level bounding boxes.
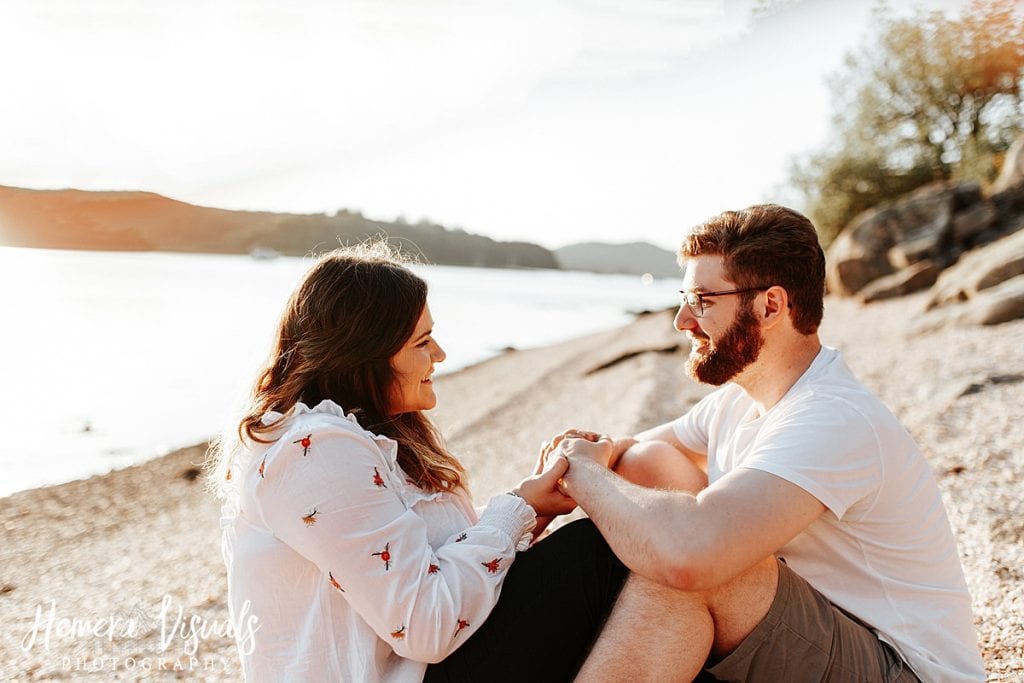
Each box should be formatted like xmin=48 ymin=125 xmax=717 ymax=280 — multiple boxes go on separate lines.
xmin=762 ymin=286 xmax=788 ymax=327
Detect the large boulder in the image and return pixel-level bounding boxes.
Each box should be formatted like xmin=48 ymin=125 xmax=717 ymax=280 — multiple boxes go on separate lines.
xmin=926 ymin=227 xmax=1024 ymax=310
xmin=826 ymin=183 xmax=969 ymax=295
xmin=827 ymin=134 xmax=1024 ymax=304
xmin=827 ymin=174 xmax=1024 ymax=300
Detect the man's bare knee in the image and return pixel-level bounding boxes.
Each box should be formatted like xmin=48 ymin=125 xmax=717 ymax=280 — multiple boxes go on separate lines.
xmin=614 ymin=440 xmax=708 ymax=492
xmin=704 ymin=556 xmax=779 ymax=657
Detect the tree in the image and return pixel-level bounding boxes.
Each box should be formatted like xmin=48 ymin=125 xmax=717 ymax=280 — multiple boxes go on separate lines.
xmin=791 ymin=0 xmax=1024 ymax=245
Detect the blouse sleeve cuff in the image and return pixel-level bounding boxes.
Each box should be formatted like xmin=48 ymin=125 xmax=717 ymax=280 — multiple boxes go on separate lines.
xmin=479 ymin=494 xmax=536 ymax=551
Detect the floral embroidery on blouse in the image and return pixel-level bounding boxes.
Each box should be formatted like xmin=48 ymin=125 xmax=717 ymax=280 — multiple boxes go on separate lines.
xmin=372 ymin=467 xmax=387 ymax=488
xmin=302 ymin=508 xmax=319 ymax=525
xmin=427 ymin=563 xmax=440 ymax=574
xmin=329 ymin=572 xmax=344 ymax=592
xmin=481 ymin=558 xmax=501 ymax=574
xmin=453 ymin=619 xmax=470 ymax=639
xmin=293 ymin=433 xmax=313 ymax=456
xmin=258 ymin=455 xmax=267 ymax=479
xmin=372 ymin=542 xmax=393 ymax=570
xmin=454 ymin=532 xmax=468 ymax=543
xmin=390 ymin=625 xmax=406 ymax=640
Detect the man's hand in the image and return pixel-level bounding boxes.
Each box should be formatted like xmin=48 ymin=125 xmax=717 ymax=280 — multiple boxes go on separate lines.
xmin=557 ymin=434 xmax=615 ymax=469
xmin=540 ymin=428 xmax=632 ymax=470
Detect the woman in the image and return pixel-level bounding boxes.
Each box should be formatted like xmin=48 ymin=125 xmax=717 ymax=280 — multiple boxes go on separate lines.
xmin=211 ymin=243 xmax=630 ymax=682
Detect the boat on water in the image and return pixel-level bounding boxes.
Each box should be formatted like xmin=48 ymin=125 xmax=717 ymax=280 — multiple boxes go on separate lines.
xmin=249 ymin=246 xmax=281 ymax=261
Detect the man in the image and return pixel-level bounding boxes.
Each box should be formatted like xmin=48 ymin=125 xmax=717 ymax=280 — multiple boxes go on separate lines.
xmin=553 ymin=205 xmax=984 ymax=681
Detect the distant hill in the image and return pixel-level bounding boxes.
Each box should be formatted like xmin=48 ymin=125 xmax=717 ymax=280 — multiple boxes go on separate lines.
xmin=0 ymin=185 xmax=558 ymax=269
xmin=554 ymin=241 xmax=680 ymax=278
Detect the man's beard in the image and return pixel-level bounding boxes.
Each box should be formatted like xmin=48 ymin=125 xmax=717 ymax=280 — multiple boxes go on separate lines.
xmin=686 ymin=302 xmax=764 ymax=386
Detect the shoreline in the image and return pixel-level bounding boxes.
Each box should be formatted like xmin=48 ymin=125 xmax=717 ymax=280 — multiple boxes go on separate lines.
xmin=0 ymin=305 xmax=676 ymax=502
xmin=2 ymin=298 xmax=1022 ymax=680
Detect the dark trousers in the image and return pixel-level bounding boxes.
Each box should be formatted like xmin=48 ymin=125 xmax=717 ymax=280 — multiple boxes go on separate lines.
xmin=425 ymin=518 xmax=629 ymax=683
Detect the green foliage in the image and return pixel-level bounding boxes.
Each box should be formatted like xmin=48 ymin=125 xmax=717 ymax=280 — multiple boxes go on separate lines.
xmin=791 ymin=0 xmax=1024 ymax=246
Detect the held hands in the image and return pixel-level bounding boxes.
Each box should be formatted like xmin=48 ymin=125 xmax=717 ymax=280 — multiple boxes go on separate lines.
xmin=540 ymin=428 xmax=634 ymax=471
xmin=513 ymin=452 xmax=577 ymax=518
xmin=517 ymin=427 xmax=626 ymax=521
xmin=554 ymin=431 xmax=615 ymax=468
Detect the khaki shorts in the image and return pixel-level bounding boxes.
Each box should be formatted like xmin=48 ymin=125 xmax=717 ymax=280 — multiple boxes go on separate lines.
xmin=704 ymin=560 xmax=921 ymax=683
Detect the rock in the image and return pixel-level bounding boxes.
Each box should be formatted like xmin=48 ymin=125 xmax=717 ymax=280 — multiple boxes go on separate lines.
xmin=926 ymin=228 xmax=1024 ymax=310
xmin=913 ymin=275 xmax=1024 ymax=330
xmin=991 ymin=179 xmax=1024 ymax=222
xmin=957 ymin=373 xmax=1024 ymax=398
xmin=970 ymin=275 xmax=1024 ymax=325
xmin=952 ymin=182 xmax=984 ymax=209
xmin=992 ymin=135 xmax=1024 ymax=193
xmin=952 ymin=201 xmax=997 ymax=244
xmin=827 ymin=183 xmax=959 ymax=296
xmin=827 ymin=229 xmax=894 ymax=296
xmin=888 ymin=235 xmax=947 ymax=270
xmin=860 ymin=261 xmax=943 ymax=303
xmin=826 ymin=144 xmax=1024 ymax=303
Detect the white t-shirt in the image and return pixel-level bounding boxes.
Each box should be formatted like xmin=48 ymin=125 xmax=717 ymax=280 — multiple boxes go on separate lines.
xmin=673 ymin=347 xmax=984 ymax=683
xmin=221 ymin=399 xmax=535 ymax=682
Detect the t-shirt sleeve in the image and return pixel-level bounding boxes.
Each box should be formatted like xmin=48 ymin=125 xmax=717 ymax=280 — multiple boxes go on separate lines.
xmin=253 ymin=425 xmax=535 ymax=664
xmin=738 ymin=397 xmax=882 ymax=521
xmin=671 ymin=389 xmax=722 ymax=455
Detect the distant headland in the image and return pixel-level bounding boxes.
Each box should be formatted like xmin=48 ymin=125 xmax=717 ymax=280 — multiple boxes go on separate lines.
xmin=0 ymin=185 xmax=678 ymax=277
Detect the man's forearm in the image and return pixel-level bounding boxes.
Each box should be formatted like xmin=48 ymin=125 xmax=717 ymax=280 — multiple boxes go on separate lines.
xmin=559 ymin=454 xmax=704 ymax=589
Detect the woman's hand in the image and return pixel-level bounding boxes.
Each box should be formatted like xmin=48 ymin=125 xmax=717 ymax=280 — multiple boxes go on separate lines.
xmin=513 ymin=455 xmax=577 ymax=518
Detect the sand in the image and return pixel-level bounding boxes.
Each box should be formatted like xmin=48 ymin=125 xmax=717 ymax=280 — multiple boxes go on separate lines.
xmin=1 ymin=294 xmax=1021 ymax=681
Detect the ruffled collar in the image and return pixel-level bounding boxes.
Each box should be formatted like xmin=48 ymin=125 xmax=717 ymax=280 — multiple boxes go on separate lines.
xmin=260 ymin=398 xmax=353 ymax=426
xmin=260 ymin=399 xmax=400 ymax=467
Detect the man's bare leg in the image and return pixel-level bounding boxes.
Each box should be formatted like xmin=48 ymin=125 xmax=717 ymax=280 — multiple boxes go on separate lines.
xmin=576 ymin=441 xmax=776 ymax=681
xmin=613 ymin=440 xmax=707 ymax=491
xmin=578 ymin=557 xmax=778 ymax=682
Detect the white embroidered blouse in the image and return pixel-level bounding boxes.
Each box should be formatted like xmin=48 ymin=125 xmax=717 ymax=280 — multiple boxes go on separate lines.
xmin=220 ymin=399 xmax=536 ymax=682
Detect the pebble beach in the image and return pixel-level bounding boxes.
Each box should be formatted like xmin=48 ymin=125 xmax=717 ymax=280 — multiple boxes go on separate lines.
xmin=1 ymin=293 xmax=1021 ymax=681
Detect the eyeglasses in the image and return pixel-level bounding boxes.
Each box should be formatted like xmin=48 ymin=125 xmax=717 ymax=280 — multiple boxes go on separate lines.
xmin=679 ymin=286 xmax=772 ymax=318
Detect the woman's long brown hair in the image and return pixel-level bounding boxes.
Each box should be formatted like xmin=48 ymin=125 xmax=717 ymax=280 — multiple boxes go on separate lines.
xmin=209 ymin=242 xmax=465 ymax=495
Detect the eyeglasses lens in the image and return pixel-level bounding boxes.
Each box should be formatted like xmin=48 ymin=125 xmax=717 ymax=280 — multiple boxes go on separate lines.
xmin=683 ymin=292 xmax=703 ymax=318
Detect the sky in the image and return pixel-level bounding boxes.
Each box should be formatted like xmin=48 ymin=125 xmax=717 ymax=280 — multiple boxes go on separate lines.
xmin=0 ymin=0 xmax=972 ymax=250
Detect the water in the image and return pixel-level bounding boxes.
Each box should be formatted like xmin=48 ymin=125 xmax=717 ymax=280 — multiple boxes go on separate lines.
xmin=0 ymin=247 xmax=680 ymax=497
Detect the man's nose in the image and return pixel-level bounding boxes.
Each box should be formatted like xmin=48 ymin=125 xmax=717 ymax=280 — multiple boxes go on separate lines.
xmin=674 ymin=304 xmax=698 ymax=332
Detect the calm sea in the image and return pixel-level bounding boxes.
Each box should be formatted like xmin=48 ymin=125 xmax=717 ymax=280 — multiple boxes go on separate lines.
xmin=0 ymin=247 xmax=680 ymax=496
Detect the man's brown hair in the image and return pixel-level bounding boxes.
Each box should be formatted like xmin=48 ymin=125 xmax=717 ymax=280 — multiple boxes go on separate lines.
xmin=681 ymin=204 xmax=825 ymax=334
